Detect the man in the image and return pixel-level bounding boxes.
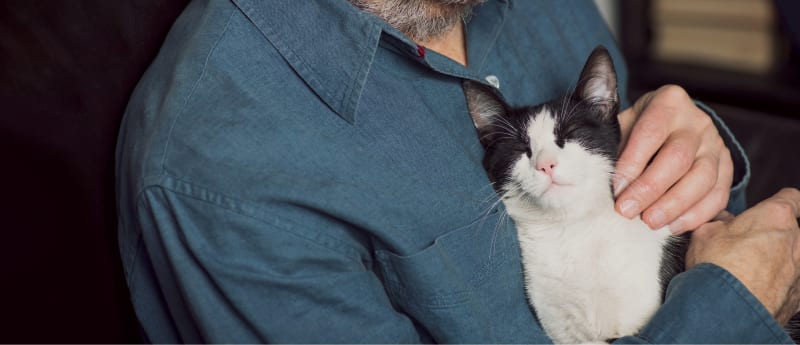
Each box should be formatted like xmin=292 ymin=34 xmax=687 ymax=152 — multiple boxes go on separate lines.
xmin=116 ymin=0 xmax=800 ymax=342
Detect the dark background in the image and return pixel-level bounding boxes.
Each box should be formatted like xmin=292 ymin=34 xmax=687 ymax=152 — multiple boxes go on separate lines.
xmin=1 ymin=0 xmax=798 ymax=343
xmin=0 ymin=1 xmax=189 ymax=342
xmin=620 ymin=0 xmax=800 ymax=204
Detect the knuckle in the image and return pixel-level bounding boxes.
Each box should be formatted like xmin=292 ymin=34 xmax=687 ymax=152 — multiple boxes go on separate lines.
xmin=659 ymin=84 xmax=689 ymax=100
xmin=629 ymin=178 xmax=657 ymax=200
xmin=765 ymin=200 xmax=796 ymax=221
xmin=639 ymin=116 xmax=668 ymax=139
xmin=696 ymin=157 xmax=719 ymax=187
xmin=779 ymin=187 xmax=800 ymax=199
xmin=694 ymin=105 xmax=713 ymax=122
xmin=669 ymin=142 xmax=696 ymax=171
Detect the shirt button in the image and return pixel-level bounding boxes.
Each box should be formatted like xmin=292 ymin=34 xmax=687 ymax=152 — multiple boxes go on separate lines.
xmin=485 ymin=75 xmax=500 ymax=89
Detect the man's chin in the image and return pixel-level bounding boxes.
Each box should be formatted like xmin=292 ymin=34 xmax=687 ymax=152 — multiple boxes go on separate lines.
xmin=349 ymin=0 xmax=485 ymax=42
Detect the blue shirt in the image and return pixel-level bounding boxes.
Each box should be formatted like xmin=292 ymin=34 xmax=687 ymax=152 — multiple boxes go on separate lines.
xmin=116 ymin=0 xmax=788 ymax=342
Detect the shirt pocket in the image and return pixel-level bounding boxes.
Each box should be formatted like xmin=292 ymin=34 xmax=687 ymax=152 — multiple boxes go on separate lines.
xmin=374 ymin=207 xmax=523 ymax=342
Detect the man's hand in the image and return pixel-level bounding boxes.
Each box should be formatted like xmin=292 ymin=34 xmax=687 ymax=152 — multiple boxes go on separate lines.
xmin=614 ymin=85 xmax=734 ymax=234
xmin=686 ymin=188 xmax=800 ymax=324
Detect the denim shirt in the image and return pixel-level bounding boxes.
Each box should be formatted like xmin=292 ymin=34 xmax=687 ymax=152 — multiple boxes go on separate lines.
xmin=116 ymin=0 xmax=788 ymax=343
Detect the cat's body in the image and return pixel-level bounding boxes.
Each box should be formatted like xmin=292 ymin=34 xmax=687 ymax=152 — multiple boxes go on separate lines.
xmin=512 ymin=203 xmax=670 ymax=342
xmin=464 ymin=47 xmax=688 ymax=343
xmin=465 ymin=46 xmax=800 ymax=343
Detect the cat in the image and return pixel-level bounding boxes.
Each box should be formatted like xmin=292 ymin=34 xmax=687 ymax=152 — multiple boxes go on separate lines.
xmin=462 ymin=46 xmax=713 ymax=343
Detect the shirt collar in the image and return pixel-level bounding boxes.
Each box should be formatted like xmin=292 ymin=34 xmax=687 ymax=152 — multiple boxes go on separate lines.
xmin=231 ymin=0 xmax=509 ymax=124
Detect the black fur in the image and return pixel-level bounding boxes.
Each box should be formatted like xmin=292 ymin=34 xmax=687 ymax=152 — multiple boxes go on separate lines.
xmin=658 ymin=233 xmax=690 ymax=301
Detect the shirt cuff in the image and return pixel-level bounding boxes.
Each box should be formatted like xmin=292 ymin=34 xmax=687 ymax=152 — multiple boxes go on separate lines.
xmin=628 ymin=263 xmax=793 ymax=344
xmin=694 ymin=100 xmax=751 ymax=214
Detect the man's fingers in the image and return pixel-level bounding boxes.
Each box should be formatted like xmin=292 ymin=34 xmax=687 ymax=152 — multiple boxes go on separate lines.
xmin=656 ymin=149 xmax=733 ymax=234
xmin=616 ymin=133 xmax=699 ymax=219
xmin=667 ymin=185 xmax=731 ymax=235
xmin=639 ymin=154 xmax=717 ymax=229
xmin=614 ymin=105 xmax=672 ymax=196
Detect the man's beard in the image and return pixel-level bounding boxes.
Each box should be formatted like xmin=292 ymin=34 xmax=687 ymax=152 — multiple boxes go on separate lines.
xmin=349 ymin=0 xmax=485 ymax=42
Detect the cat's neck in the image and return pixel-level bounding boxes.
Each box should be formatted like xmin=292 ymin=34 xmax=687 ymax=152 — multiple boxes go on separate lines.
xmin=503 ymin=192 xmax=617 ymax=228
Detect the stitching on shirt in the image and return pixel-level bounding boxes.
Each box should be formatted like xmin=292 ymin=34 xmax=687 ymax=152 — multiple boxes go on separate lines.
xmin=234 ymin=0 xmax=356 ymax=123
xmin=159 ymin=10 xmax=236 ymax=173
xmin=340 ymin=20 xmax=382 ymax=123
xmin=123 ymin=231 xmax=145 ymax=288
xmin=474 ymin=1 xmax=508 ymax=75
xmin=138 ymin=175 xmax=365 ymax=262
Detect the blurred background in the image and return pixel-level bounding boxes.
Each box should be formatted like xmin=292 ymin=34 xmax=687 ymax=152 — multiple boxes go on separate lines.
xmin=1 ymin=0 xmax=799 ymax=343
xmin=595 ymin=0 xmax=800 ymax=204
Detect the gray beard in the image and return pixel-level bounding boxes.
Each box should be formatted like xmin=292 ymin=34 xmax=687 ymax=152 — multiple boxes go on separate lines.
xmin=349 ymin=0 xmax=485 ymax=42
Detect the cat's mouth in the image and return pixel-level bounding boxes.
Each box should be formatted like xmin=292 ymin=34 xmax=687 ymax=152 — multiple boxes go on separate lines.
xmin=542 ymin=181 xmax=573 ymax=194
xmin=549 ymin=181 xmax=572 ymax=187
xmin=539 ymin=175 xmax=573 ymax=190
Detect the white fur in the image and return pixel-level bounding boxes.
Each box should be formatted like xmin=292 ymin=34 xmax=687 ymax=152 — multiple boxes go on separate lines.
xmin=503 ymin=108 xmax=671 ymax=343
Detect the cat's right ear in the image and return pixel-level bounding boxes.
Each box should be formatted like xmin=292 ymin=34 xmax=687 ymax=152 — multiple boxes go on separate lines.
xmin=463 ymin=80 xmax=508 ymax=132
xmin=574 ymin=46 xmax=619 ymax=121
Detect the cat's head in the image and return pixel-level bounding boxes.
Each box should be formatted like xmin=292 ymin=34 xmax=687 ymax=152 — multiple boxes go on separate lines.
xmin=464 ymin=46 xmax=620 ymax=214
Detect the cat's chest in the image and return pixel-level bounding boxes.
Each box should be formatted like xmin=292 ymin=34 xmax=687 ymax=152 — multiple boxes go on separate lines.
xmin=514 ymin=212 xmax=672 ymax=342
xmin=516 ymin=214 xmax=670 ymax=276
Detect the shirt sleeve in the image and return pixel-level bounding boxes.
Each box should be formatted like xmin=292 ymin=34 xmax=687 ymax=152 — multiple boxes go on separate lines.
xmin=695 ymin=100 xmax=751 ymax=214
xmin=133 ymin=181 xmax=424 ymax=343
xmin=615 ymin=263 xmax=794 ymax=344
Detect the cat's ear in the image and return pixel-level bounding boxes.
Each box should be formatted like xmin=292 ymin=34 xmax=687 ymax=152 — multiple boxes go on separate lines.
xmin=463 ymin=80 xmax=508 ymax=132
xmin=574 ymin=46 xmax=619 ymax=120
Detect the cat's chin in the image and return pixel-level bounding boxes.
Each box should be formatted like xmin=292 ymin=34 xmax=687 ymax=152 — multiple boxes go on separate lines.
xmin=530 ymin=183 xmax=579 ymax=210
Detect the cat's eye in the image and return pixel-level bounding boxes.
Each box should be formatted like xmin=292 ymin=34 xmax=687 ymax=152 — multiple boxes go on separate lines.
xmin=514 ymin=144 xmax=532 ymax=158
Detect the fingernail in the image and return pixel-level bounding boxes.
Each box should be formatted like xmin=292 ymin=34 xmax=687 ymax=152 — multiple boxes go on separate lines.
xmin=647 ymin=209 xmax=666 ymax=229
xmin=668 ymin=218 xmax=684 ymax=235
xmin=619 ymin=199 xmax=638 ymax=218
xmin=614 ymin=177 xmax=628 ymax=196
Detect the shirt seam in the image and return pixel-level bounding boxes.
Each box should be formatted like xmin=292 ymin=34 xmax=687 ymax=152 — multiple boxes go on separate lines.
xmin=136 ymin=174 xmax=366 ymax=262
xmin=159 ymin=10 xmax=236 ymax=174
xmin=474 ymin=1 xmax=508 ymax=75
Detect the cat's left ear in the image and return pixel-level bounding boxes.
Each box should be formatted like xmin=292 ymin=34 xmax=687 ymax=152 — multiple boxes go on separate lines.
xmin=575 ymin=46 xmax=619 ymax=120
xmin=463 ymin=80 xmax=509 ymax=132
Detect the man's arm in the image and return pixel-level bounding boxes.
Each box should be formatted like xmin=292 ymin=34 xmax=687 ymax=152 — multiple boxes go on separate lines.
xmin=131 ymin=181 xmax=424 ymax=343
xmin=626 ymin=188 xmax=800 ymax=343
xmin=619 ymin=264 xmax=794 ymax=343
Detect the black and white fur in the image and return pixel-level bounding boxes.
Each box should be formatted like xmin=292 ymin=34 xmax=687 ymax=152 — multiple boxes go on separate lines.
xmin=464 ymin=47 xmax=687 ymax=343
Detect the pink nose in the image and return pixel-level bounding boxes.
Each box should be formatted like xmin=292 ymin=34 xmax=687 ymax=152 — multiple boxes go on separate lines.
xmin=536 ymin=159 xmax=557 ymax=176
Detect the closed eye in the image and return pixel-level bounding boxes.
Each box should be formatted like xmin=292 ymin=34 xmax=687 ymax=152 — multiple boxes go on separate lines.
xmin=519 ymin=135 xmax=533 ymax=157
xmin=513 ymin=144 xmax=532 ymax=158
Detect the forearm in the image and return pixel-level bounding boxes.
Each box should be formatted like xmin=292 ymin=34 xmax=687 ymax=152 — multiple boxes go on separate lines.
xmin=615 ymin=264 xmax=792 ymax=344
xmin=129 ymin=182 xmax=424 ymax=343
